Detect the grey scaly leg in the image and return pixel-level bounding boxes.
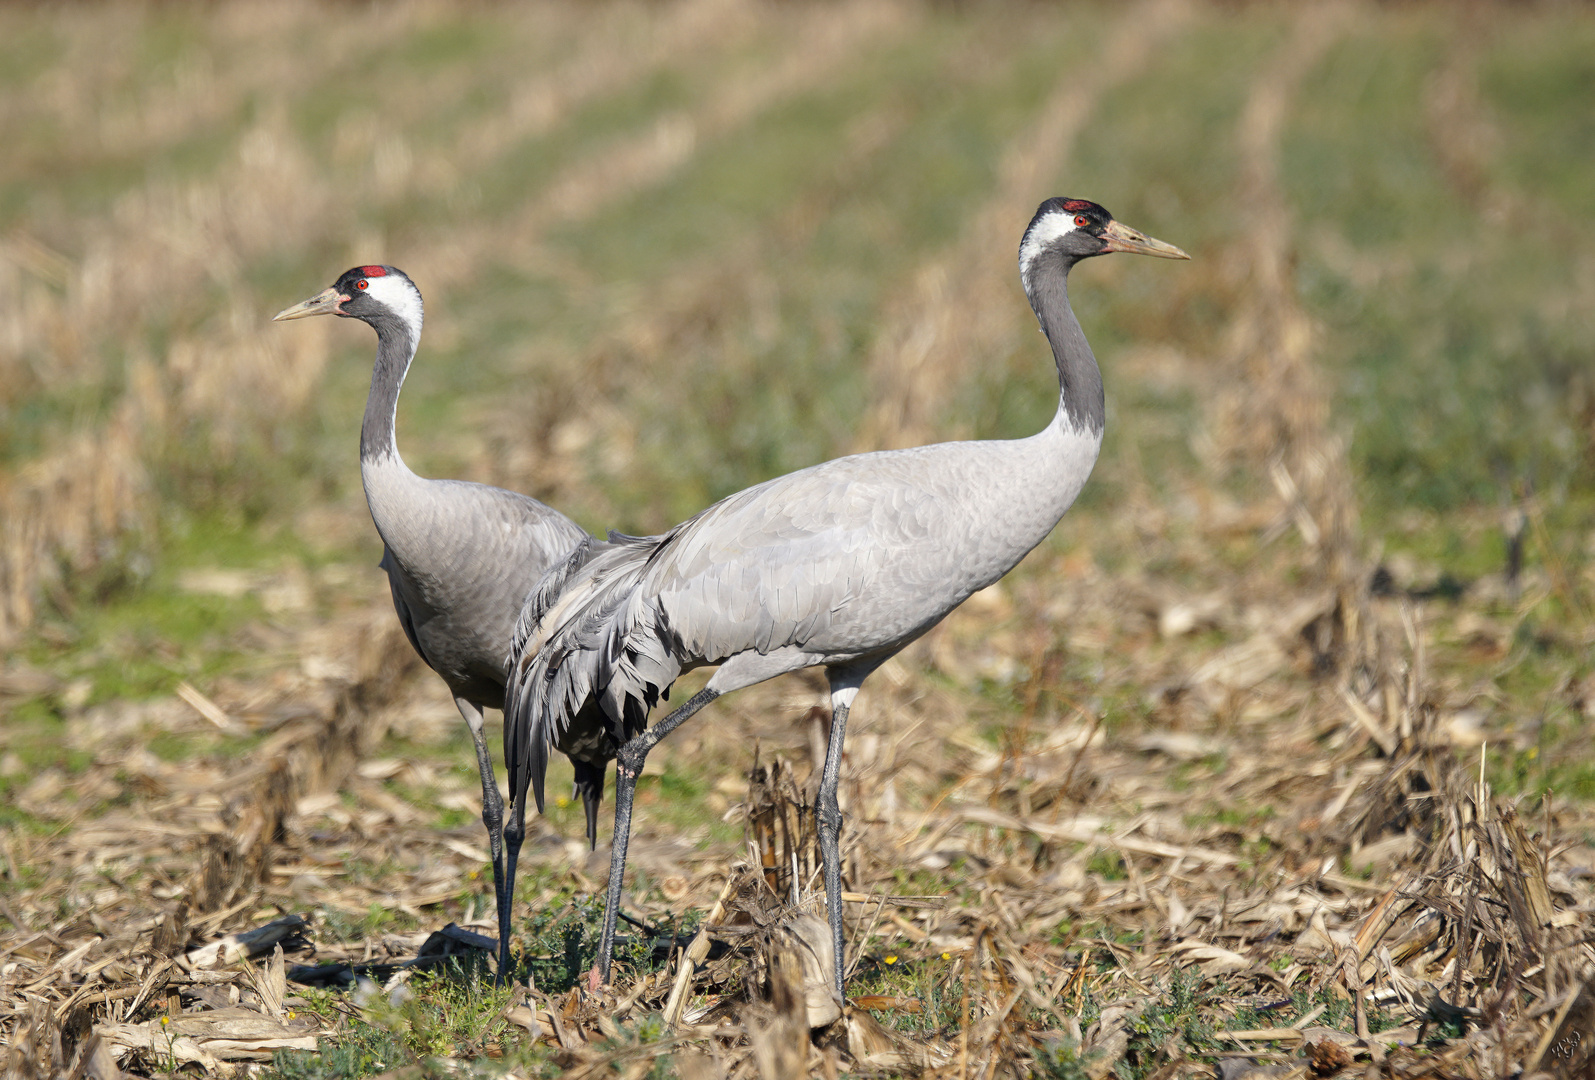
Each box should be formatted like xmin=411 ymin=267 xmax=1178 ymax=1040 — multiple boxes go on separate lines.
xmin=502 ymin=797 xmax=526 ymax=987
xmin=594 ymin=687 xmax=720 ymax=986
xmin=816 ymin=673 xmax=859 ymax=1002
xmin=456 ymin=697 xmax=512 ymax=985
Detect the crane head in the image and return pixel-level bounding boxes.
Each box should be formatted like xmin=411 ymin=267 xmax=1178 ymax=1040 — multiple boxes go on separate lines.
xmin=1019 ymin=198 xmax=1188 ymax=292
xmin=273 ymin=265 xmax=423 ymax=340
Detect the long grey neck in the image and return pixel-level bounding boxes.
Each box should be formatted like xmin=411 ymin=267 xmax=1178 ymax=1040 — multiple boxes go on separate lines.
xmin=360 ymin=312 xmax=418 ymax=465
xmin=1026 ymin=254 xmax=1104 ymax=436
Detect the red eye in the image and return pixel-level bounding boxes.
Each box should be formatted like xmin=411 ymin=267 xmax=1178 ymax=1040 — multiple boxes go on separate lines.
xmin=1074 ymin=215 xmax=1089 ymax=228
xmin=355 ymin=279 xmax=369 ymax=290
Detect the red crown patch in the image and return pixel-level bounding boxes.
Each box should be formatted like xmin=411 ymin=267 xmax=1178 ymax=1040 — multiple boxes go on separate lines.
xmin=360 ymin=265 xmax=388 ymax=277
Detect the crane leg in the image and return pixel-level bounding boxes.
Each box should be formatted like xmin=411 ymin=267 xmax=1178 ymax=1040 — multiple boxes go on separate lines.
xmin=456 ymin=698 xmax=512 ymax=985
xmin=503 ymin=797 xmax=527 ymax=988
xmin=816 ymin=675 xmax=860 ymax=1003
xmin=595 ymin=687 xmax=721 ymax=987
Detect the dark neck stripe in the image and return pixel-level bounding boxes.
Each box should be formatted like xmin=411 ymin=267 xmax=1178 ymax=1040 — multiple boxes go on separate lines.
xmin=360 ymin=311 xmax=416 ymax=462
xmin=1024 ymin=249 xmax=1105 ymax=436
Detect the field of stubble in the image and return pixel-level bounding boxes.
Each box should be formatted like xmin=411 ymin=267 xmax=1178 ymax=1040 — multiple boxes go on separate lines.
xmin=1 ymin=2 xmax=1593 ymax=1077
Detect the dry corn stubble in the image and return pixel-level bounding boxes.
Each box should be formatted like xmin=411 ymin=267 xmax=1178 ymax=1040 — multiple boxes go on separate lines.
xmin=2 ymin=2 xmax=1593 ymax=1077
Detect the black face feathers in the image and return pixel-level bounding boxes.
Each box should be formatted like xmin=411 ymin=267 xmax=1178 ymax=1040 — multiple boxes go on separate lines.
xmin=1038 ymin=197 xmax=1112 ymax=232
xmin=332 ymin=264 xmax=399 ymax=294
xmin=329 ymin=265 xmax=418 ymax=325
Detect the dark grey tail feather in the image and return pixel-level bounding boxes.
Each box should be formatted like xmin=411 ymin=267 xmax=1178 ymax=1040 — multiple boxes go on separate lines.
xmin=528 ymin=723 xmax=549 ymax=813
xmin=572 ymin=760 xmax=605 ymax=850
xmin=504 ymin=534 xmax=663 ymax=833
xmin=506 ymin=535 xmax=596 ymax=820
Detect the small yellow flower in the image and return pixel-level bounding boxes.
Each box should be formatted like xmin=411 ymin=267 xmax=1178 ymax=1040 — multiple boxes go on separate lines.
xmin=160 ymin=1016 xmax=169 ymax=1027
xmin=941 ymin=952 xmax=951 ymax=960
xmin=470 ymin=869 xmax=480 ymax=880
xmin=884 ymin=955 xmax=898 ymax=966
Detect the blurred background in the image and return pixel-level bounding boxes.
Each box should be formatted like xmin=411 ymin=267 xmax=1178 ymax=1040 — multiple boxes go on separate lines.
xmin=3 ymin=0 xmax=1595 ymax=1069
xmin=3 ymin=0 xmax=1591 ymax=786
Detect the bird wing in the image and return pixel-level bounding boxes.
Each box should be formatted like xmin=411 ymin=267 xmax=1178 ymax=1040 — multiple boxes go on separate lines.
xmin=642 ymin=451 xmax=964 ymax=661
xmin=378 ymin=546 xmax=444 ymax=678
xmin=373 ymin=477 xmax=589 ymax=700
xmin=428 ymin=479 xmax=589 ymax=577
xmin=505 ymin=443 xmax=994 ymax=816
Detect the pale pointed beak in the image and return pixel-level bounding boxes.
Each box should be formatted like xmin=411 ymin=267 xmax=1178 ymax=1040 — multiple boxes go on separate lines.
xmin=272 ymin=286 xmax=344 ymax=321
xmin=1101 ymin=219 xmax=1190 ymax=260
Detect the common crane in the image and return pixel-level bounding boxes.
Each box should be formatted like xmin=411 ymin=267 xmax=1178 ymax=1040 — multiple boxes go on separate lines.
xmin=274 ymin=266 xmax=589 ymax=983
xmin=504 ymin=199 xmax=1188 ymax=999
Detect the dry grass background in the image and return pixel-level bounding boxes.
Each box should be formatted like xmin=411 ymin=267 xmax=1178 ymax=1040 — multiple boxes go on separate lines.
xmin=1 ymin=1 xmax=1593 ymax=1077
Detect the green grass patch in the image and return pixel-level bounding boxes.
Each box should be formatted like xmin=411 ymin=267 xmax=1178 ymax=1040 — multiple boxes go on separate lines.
xmin=269 ymin=969 xmax=554 ymax=1080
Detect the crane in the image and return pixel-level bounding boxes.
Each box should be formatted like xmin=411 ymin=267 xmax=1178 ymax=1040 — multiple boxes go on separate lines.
xmin=501 ymin=199 xmax=1188 ymax=1000
xmin=273 ymin=266 xmax=588 ymax=984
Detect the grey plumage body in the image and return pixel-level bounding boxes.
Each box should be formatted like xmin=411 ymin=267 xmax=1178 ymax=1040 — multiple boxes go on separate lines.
xmin=274 ymin=266 xmax=587 ymax=984
xmin=507 ymin=422 xmax=1100 ymax=805
xmin=368 ymin=459 xmax=582 ymax=705
xmin=504 ymin=199 xmax=1188 ymax=998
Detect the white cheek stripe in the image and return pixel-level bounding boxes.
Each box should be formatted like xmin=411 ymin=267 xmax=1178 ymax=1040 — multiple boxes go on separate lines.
xmin=1018 ymin=213 xmax=1080 ymax=289
xmin=363 ymin=274 xmax=425 ymax=341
